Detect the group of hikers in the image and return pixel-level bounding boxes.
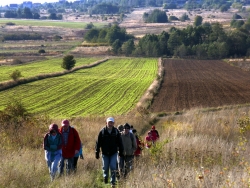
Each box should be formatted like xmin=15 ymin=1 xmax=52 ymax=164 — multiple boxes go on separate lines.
xmin=43 ymin=117 xmax=160 ymax=187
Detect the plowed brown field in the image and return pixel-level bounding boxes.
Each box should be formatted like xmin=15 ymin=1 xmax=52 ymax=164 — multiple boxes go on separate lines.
xmin=150 ymin=59 xmax=250 ymax=113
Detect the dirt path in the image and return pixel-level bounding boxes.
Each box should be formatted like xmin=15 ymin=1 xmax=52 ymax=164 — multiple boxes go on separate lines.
xmin=150 ymin=59 xmax=250 ymax=113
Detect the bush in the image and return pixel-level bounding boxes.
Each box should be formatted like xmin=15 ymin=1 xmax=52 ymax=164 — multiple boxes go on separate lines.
xmin=61 ymin=55 xmax=76 ymax=70
xmin=86 ymin=22 xmax=94 ymax=29
xmin=12 ymin=59 xmax=23 ymax=64
xmin=38 ymin=49 xmax=45 ymax=53
xmin=53 ymin=35 xmax=62 ymax=41
xmin=5 ymin=22 xmax=15 ymax=26
xmin=10 ymin=70 xmax=22 ymax=81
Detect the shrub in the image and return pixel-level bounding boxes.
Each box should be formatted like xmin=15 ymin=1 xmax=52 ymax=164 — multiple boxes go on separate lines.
xmin=5 ymin=22 xmax=15 ymax=26
xmin=53 ymin=35 xmax=62 ymax=41
xmin=61 ymin=55 xmax=76 ymax=70
xmin=10 ymin=70 xmax=22 ymax=81
xmin=38 ymin=49 xmax=45 ymax=53
xmin=12 ymin=59 xmax=23 ymax=64
xmin=85 ymin=22 xmax=94 ymax=29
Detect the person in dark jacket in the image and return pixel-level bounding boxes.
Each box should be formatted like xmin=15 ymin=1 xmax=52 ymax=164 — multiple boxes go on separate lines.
xmin=58 ymin=119 xmax=81 ymax=176
xmin=95 ymin=117 xmax=124 ymax=187
xmin=43 ymin=123 xmax=62 ymax=181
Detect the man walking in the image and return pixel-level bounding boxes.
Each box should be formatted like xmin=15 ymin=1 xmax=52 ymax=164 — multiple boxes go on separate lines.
xmin=119 ymin=123 xmax=137 ymax=178
xmin=95 ymin=117 xmax=124 ymax=187
xmin=59 ymin=119 xmax=81 ymax=176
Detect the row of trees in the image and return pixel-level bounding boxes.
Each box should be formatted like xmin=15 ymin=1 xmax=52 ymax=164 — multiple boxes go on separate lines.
xmin=85 ymin=22 xmax=250 ymax=59
xmin=84 ymin=24 xmax=134 ymax=44
xmin=4 ymin=7 xmax=62 ymax=20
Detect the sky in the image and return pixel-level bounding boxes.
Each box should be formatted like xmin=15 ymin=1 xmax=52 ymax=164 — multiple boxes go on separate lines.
xmin=0 ymin=0 xmax=59 ymax=7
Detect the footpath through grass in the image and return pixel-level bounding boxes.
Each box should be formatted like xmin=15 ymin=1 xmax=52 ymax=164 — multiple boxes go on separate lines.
xmin=0 ymin=57 xmax=102 ymax=82
xmin=0 ymin=58 xmax=158 ymax=118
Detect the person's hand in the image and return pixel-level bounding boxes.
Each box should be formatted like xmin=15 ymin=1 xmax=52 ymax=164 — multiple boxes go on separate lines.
xmin=80 ymin=154 xmax=84 ymax=159
xmin=95 ymin=152 xmax=99 ymax=159
xmin=75 ymin=150 xmax=79 ymax=155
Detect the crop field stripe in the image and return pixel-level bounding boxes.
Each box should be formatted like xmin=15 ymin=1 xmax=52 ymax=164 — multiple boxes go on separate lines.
xmin=0 ymin=57 xmax=102 ymax=82
xmin=0 ymin=19 xmax=106 ymax=29
xmin=0 ymin=58 xmax=157 ymax=118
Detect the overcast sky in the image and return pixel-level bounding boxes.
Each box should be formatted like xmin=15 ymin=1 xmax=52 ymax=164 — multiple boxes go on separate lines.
xmin=0 ymin=0 xmax=59 ymax=7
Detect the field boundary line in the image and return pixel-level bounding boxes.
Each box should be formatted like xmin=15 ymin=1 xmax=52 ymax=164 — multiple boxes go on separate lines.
xmin=136 ymin=57 xmax=164 ymax=112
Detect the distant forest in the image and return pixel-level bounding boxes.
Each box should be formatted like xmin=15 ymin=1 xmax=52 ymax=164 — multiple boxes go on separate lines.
xmin=85 ymin=22 xmax=250 ymax=59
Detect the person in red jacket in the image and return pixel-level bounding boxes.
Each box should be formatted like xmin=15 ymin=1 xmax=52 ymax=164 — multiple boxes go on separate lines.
xmin=150 ymin=125 xmax=159 ymax=141
xmin=58 ymin=119 xmax=81 ymax=176
xmin=145 ymin=131 xmax=154 ymax=148
xmin=132 ymin=129 xmax=144 ymax=157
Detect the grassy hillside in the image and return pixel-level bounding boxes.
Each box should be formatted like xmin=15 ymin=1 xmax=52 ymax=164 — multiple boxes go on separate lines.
xmin=0 ymin=58 xmax=158 ymax=118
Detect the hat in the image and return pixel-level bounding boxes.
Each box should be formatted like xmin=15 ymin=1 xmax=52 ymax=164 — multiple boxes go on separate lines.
xmin=62 ymin=119 xmax=70 ymax=126
xmin=106 ymin=117 xmax=114 ymax=123
xmin=49 ymin=123 xmax=58 ymax=132
xmin=117 ymin=124 xmax=124 ymax=132
xmin=124 ymin=123 xmax=130 ymax=129
xmin=152 ymin=125 xmax=155 ymax=130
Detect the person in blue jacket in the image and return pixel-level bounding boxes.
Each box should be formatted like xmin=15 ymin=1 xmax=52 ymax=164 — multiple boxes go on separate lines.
xmin=43 ymin=123 xmax=63 ymax=181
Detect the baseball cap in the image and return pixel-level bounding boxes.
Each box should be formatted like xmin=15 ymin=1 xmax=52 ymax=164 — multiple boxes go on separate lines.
xmin=61 ymin=119 xmax=70 ymax=126
xmin=106 ymin=117 xmax=114 ymax=123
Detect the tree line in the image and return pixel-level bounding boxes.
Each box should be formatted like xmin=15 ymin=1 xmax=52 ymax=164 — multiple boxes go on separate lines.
xmin=85 ymin=22 xmax=250 ymax=59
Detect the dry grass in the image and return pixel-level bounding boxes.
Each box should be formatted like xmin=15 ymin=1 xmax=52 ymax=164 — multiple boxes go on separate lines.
xmin=1 ymin=105 xmax=250 ymax=187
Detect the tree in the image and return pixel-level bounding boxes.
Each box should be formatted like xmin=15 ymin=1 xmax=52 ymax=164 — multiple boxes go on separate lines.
xmin=194 ymin=16 xmax=203 ymax=27
xmin=61 ymin=55 xmax=76 ymax=70
xmin=122 ymin=39 xmax=135 ymax=56
xmin=23 ymin=7 xmax=33 ymax=19
xmin=111 ymin=39 xmax=122 ymax=55
xmin=10 ymin=70 xmax=22 ymax=81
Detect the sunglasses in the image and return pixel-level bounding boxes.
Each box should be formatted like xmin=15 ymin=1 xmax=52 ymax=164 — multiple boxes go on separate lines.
xmin=50 ymin=131 xmax=56 ymax=134
xmin=125 ymin=127 xmax=130 ymax=129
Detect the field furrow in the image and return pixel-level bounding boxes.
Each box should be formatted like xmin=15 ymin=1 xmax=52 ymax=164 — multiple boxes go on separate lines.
xmin=150 ymin=59 xmax=250 ymax=113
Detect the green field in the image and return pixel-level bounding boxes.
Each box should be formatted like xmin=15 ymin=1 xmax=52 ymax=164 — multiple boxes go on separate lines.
xmin=0 ymin=19 xmax=106 ymax=29
xmin=0 ymin=57 xmax=102 ymax=82
xmin=0 ymin=58 xmax=158 ymax=118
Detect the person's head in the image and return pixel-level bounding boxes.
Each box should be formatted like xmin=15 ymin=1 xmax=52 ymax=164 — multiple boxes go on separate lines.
xmin=148 ymin=131 xmax=152 ymax=136
xmin=117 ymin=124 xmax=124 ymax=132
xmin=130 ymin=125 xmax=134 ymax=130
xmin=49 ymin=123 xmax=58 ymax=135
xmin=106 ymin=117 xmax=115 ymax=129
xmin=61 ymin=119 xmax=70 ymax=131
xmin=124 ymin=123 xmax=130 ymax=134
xmin=132 ymin=129 xmax=137 ymax=135
xmin=151 ymin=125 xmax=155 ymax=130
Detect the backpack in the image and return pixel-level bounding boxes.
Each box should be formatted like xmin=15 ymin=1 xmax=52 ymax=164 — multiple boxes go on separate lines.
xmin=101 ymin=127 xmax=119 ymax=137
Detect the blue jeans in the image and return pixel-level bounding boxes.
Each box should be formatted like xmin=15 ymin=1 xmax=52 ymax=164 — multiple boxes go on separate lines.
xmin=102 ymin=153 xmax=118 ymax=185
xmin=118 ymin=155 xmax=134 ymax=177
xmin=46 ymin=152 xmax=61 ymax=179
xmin=59 ymin=157 xmax=74 ymax=175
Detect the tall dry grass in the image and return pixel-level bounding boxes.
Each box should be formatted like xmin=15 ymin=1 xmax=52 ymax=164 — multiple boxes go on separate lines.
xmin=1 ymin=106 xmax=250 ymax=187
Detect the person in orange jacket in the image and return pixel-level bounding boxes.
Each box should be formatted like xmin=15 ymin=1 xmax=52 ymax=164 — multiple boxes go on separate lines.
xmin=58 ymin=119 xmax=81 ymax=176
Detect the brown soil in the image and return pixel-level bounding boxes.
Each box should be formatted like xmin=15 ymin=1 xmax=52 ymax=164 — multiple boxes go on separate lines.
xmin=150 ymin=59 xmax=250 ymax=113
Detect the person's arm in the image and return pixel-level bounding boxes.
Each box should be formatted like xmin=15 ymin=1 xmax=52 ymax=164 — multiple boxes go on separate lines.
xmin=95 ymin=131 xmax=102 ymax=159
xmin=132 ymin=133 xmax=137 ymax=153
xmin=73 ymin=128 xmax=81 ymax=154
